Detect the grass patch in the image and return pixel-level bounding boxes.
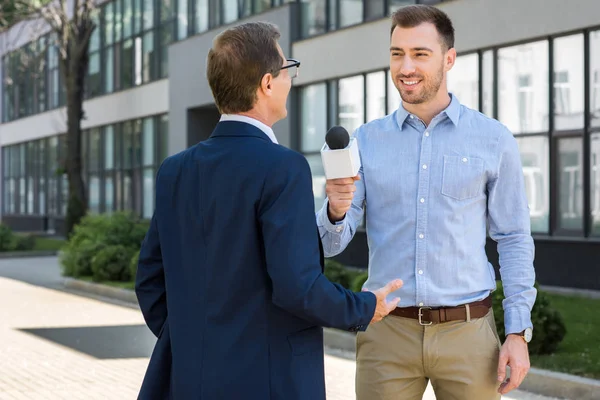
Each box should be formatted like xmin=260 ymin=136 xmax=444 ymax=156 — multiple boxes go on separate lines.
xmin=530 ymin=293 xmax=600 ymax=379
xmin=78 ymin=275 xmax=135 ymax=290
xmin=32 ymin=236 xmax=65 ymax=251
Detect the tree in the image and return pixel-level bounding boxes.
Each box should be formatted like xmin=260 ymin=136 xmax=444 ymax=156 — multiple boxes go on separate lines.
xmin=4 ymin=0 xmax=97 ymax=236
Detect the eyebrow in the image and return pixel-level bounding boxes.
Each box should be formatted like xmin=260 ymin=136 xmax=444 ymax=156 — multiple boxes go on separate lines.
xmin=390 ymin=46 xmax=434 ymax=52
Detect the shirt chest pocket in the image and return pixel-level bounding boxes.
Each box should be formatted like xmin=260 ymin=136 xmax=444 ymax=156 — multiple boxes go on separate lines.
xmin=441 ymin=155 xmax=485 ymax=200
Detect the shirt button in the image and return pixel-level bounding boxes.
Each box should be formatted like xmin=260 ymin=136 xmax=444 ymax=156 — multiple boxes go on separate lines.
xmin=418 ymin=270 xmax=423 ymax=275
xmin=410 ymin=115 xmax=414 ymax=119
xmin=462 ymin=157 xmax=468 ymax=162
xmin=425 ymin=131 xmax=429 ymax=137
xmin=419 ymin=234 xmax=424 ymax=239
xmin=420 ymin=198 xmax=425 ymax=203
xmin=422 ymin=164 xmax=427 ymax=169
xmin=335 ymin=227 xmax=342 ymax=232
xmin=419 ymin=302 xmax=424 ymax=306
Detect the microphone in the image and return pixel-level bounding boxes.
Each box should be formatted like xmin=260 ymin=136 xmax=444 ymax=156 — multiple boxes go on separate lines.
xmin=320 ymin=126 xmax=361 ymax=180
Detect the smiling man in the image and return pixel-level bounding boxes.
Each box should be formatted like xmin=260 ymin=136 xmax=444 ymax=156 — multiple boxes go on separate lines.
xmin=316 ymin=4 xmax=537 ymax=400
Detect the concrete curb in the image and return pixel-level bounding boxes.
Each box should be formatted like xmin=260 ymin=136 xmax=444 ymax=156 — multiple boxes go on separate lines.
xmin=65 ymin=278 xmax=599 ymax=400
xmin=0 ymin=250 xmax=59 ymax=259
xmin=63 ymin=277 xmax=138 ymax=304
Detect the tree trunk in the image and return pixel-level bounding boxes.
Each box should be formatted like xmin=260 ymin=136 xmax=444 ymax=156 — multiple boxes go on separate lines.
xmin=63 ymin=41 xmax=89 ymax=237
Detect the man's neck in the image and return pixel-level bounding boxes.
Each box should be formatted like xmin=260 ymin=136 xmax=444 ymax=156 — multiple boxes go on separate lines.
xmin=403 ymin=92 xmax=451 ymax=126
xmin=236 ymin=110 xmax=274 ymax=128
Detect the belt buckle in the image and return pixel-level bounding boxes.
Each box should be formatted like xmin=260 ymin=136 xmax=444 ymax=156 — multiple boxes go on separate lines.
xmin=418 ymin=307 xmax=432 ymax=326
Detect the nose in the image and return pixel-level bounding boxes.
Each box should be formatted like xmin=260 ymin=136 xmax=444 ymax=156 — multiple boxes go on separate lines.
xmin=399 ymin=56 xmax=416 ymax=76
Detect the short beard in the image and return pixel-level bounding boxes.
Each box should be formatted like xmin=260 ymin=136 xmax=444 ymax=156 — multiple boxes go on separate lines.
xmin=396 ymin=62 xmax=444 ymax=105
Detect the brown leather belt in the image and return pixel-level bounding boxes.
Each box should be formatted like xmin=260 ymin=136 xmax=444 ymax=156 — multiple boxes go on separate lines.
xmin=389 ymin=295 xmax=492 ymax=325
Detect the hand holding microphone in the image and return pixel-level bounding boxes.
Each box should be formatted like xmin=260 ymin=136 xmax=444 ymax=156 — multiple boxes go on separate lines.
xmin=320 ymin=126 xmax=361 ymax=223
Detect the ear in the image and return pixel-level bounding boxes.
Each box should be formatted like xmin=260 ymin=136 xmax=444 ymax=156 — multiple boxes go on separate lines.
xmin=259 ymin=73 xmax=274 ymax=97
xmin=445 ymin=47 xmax=457 ymax=72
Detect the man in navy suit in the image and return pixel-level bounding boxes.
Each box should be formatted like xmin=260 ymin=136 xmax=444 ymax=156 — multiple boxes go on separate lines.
xmin=135 ymin=21 xmax=403 ymax=400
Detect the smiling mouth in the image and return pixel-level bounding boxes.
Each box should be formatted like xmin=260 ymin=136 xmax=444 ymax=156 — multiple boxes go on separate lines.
xmin=400 ymin=79 xmax=422 ymax=89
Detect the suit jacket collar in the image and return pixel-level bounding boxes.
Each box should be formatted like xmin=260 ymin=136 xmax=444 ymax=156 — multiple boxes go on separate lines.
xmin=210 ymin=121 xmax=277 ymax=143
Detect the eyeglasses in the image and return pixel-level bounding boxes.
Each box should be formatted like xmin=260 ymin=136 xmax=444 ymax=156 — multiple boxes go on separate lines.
xmin=280 ymin=58 xmax=300 ymax=79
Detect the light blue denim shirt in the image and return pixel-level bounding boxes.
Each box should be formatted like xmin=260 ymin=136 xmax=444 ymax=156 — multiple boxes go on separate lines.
xmin=317 ymin=94 xmax=536 ymax=335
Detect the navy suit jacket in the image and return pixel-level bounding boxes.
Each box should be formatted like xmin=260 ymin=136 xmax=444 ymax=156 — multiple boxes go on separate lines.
xmin=135 ymin=120 xmax=377 ymax=400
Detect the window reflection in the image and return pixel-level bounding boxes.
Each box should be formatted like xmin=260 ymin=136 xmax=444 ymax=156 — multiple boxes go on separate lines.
xmin=300 ymin=0 xmax=326 ymax=37
xmin=482 ymin=50 xmax=494 ymax=117
xmin=591 ymin=30 xmax=600 ymax=128
xmin=515 ymin=136 xmax=549 ymax=233
xmin=498 ymin=41 xmax=549 ymax=134
xmin=300 ymin=83 xmax=327 ymax=153
xmin=338 ymin=75 xmax=365 ymax=135
xmin=340 ymin=0 xmax=363 ymax=28
xmin=305 ymin=154 xmax=326 ymax=212
xmin=366 ymin=71 xmax=386 ymax=122
xmin=591 ymin=134 xmax=600 ymax=234
xmin=387 ymin=70 xmax=401 ymax=114
xmin=553 ymin=34 xmax=584 ymax=131
xmin=448 ymin=53 xmax=479 ymax=111
xmin=557 ymin=137 xmax=583 ymax=231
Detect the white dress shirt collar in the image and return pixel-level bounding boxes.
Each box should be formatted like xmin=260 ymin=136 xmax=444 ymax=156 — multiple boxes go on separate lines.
xmin=219 ymin=114 xmax=278 ymax=144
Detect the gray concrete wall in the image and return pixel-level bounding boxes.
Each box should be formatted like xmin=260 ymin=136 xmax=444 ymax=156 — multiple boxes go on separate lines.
xmin=292 ymin=0 xmax=600 ymax=86
xmin=167 ymin=4 xmax=296 ymax=155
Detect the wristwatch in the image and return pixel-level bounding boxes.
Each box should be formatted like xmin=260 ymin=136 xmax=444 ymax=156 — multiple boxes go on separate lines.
xmin=514 ymin=327 xmax=533 ymax=343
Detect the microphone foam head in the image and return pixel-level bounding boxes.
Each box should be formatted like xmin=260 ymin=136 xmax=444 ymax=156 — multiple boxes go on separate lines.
xmin=325 ymin=126 xmax=350 ymax=150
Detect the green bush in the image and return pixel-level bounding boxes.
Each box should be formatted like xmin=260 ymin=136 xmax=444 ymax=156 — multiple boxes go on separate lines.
xmin=12 ymin=234 xmax=36 ymax=251
xmin=324 ymin=259 xmax=369 ymax=292
xmin=492 ymin=281 xmax=566 ymax=355
xmin=60 ymin=211 xmax=149 ymax=279
xmin=350 ymin=271 xmax=369 ymax=292
xmin=129 ymin=249 xmax=140 ymax=281
xmin=91 ymin=244 xmax=137 ymax=282
xmin=0 ymin=224 xmax=36 ymax=252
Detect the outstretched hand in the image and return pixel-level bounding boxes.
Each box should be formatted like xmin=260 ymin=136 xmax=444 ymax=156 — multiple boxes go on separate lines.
xmin=364 ymin=279 xmax=403 ymax=323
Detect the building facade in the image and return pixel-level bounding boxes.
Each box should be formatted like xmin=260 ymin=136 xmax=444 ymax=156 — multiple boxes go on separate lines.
xmin=1 ymin=0 xmax=599 ymax=289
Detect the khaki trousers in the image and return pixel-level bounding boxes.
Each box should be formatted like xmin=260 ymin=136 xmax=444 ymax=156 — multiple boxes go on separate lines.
xmin=356 ymin=309 xmax=502 ymax=400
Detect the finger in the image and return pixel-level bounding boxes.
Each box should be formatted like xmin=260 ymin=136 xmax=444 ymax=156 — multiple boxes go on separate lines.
xmin=328 ymin=184 xmax=356 ymax=193
xmin=509 ymin=366 xmax=526 ymax=390
xmin=386 ymin=297 xmax=401 ymax=312
xmin=497 ymin=379 xmax=510 ymax=394
xmin=500 ymin=377 xmax=518 ymax=395
xmin=383 ymin=279 xmax=403 ymax=294
xmin=353 ymin=175 xmax=361 ymax=181
xmin=497 ymin=353 xmax=508 ymax=382
xmin=328 ymin=178 xmax=355 ymax=185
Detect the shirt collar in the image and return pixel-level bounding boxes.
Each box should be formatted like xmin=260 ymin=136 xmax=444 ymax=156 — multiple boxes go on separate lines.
xmin=219 ymin=114 xmax=278 ymax=144
xmin=395 ymin=93 xmax=461 ymax=130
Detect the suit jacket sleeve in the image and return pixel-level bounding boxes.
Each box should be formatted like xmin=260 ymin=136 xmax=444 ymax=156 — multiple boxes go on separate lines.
xmin=135 ymin=169 xmax=167 ymax=338
xmin=259 ymin=151 xmax=376 ymax=331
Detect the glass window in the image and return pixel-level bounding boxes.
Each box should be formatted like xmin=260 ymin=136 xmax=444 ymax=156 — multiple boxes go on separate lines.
xmin=88 ymin=52 xmax=101 ymax=97
xmin=123 ymin=0 xmax=133 ymax=38
xmin=300 ymin=84 xmax=327 ymax=153
xmin=104 ymin=46 xmax=114 ymax=93
xmin=254 ymin=0 xmax=271 ymax=13
xmin=448 ymin=53 xmax=479 ymax=111
xmin=159 ymin=114 xmax=169 ymax=162
xmin=143 ymin=0 xmax=154 ymax=30
xmin=591 ymin=133 xmax=600 ymax=234
xmin=142 ymin=31 xmax=155 ymax=83
xmin=38 ymin=140 xmax=46 ymax=214
xmin=553 ymin=34 xmax=584 ymax=131
xmin=222 ymin=0 xmax=238 ymax=24
xmin=365 ymin=0 xmax=384 ymax=20
xmin=133 ymin=119 xmax=142 ymax=167
xmin=389 ymin=1 xmax=414 ymax=16
xmin=305 ymin=154 xmax=326 ymax=212
xmin=177 ymin=0 xmax=188 ymax=39
xmin=133 ymin=0 xmax=142 ymax=34
xmin=591 ymin=30 xmax=600 ymax=129
xmin=122 ymin=39 xmax=134 ymax=89
xmin=340 ymin=0 xmax=362 ymax=28
xmin=498 ymin=40 xmax=549 ymax=134
xmin=557 ymin=137 xmax=583 ymax=231
xmin=300 ymin=0 xmax=326 ymax=37
xmin=104 ymin=2 xmax=114 ymax=45
xmin=143 ymin=168 xmax=154 ymax=218
xmin=515 ymin=136 xmax=550 ymax=233
xmin=387 ymin=69 xmax=401 ymax=113
xmin=160 ymin=0 xmax=176 ymax=22
xmin=89 ymin=175 xmax=101 ymax=214
xmin=338 ymin=75 xmax=364 ymax=135
xmin=143 ymin=118 xmax=155 ymax=166
xmin=88 ymin=128 xmax=101 ymax=172
xmin=482 ymin=50 xmax=494 ymax=117
xmin=104 ymin=126 xmax=115 ymax=170
xmin=114 ymin=0 xmax=123 ymax=42
xmin=196 ymin=0 xmax=208 ymax=33
xmin=160 ymin=22 xmax=174 ymax=78
xmin=105 ymin=175 xmax=115 ymax=213
xmin=366 ymin=71 xmax=386 ymax=121
xmin=123 ymin=121 xmax=133 ymax=168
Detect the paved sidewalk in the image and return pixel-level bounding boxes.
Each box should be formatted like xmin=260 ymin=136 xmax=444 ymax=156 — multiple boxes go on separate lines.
xmin=0 ymin=257 xmax=559 ymax=399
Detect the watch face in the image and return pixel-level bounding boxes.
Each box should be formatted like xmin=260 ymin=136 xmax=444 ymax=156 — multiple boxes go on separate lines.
xmin=524 ymin=328 xmax=533 ymax=343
